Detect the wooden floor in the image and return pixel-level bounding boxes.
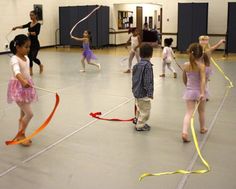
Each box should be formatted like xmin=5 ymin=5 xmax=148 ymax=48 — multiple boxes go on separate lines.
xmin=0 ymin=46 xmax=235 ymax=189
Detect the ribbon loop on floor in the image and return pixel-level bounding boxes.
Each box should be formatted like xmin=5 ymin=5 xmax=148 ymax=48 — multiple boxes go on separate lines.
xmin=6 ymin=93 xmax=60 ymax=145
xmin=90 ymin=112 xmax=134 ymax=122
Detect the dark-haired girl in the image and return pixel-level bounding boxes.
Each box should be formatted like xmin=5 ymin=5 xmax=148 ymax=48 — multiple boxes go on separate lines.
xmin=12 ymin=10 xmax=43 ymax=75
xmin=8 ymin=34 xmax=38 ymax=146
xmin=160 ymin=38 xmax=177 ymax=78
xmin=71 ymin=30 xmax=101 ymax=72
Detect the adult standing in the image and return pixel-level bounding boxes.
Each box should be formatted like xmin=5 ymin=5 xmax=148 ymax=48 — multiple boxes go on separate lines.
xmin=12 ymin=10 xmax=43 ymax=76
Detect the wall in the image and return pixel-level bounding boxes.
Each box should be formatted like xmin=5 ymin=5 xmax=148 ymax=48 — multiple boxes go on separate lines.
xmin=1 ymin=0 xmax=236 ymax=52
xmin=161 ymin=0 xmax=236 ymax=48
xmin=0 ymin=0 xmax=59 ymax=52
xmin=111 ymin=3 xmax=162 ymax=45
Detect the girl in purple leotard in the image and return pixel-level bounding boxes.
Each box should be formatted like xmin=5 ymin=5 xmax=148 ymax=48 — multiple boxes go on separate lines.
xmin=71 ymin=30 xmax=101 ymax=72
xmin=182 ymin=43 xmax=208 ymax=143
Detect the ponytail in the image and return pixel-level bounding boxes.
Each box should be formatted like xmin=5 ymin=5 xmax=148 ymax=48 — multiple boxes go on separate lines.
xmin=187 ymin=43 xmax=203 ymax=68
xmin=9 ymin=40 xmax=17 ymax=54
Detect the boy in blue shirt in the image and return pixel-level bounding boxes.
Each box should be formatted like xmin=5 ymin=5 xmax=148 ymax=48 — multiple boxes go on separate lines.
xmin=132 ymin=44 xmax=154 ymax=131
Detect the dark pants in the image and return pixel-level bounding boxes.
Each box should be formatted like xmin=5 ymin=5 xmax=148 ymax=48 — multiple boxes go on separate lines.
xmin=28 ymin=42 xmax=41 ymax=68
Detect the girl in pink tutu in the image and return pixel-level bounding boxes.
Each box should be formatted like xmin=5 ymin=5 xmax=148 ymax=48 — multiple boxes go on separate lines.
xmin=71 ymin=30 xmax=101 ymax=72
xmin=8 ymin=34 xmax=38 ymax=146
xmin=182 ymin=43 xmax=208 ymax=142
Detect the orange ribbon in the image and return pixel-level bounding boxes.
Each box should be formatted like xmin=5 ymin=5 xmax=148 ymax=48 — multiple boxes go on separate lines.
xmin=5 ymin=93 xmax=60 ymax=145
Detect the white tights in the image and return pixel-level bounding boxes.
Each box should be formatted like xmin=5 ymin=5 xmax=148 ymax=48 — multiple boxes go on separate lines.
xmin=128 ymin=49 xmax=140 ymax=70
xmin=162 ymin=62 xmax=176 ymax=74
xmin=16 ymin=102 xmax=33 ymax=133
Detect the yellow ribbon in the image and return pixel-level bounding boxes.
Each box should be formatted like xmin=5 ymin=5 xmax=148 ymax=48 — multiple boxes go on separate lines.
xmin=210 ymin=57 xmax=234 ymax=89
xmin=139 ymin=57 xmax=233 ymax=181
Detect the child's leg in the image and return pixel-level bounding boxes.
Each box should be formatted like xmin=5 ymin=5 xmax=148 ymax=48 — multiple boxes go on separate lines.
xmin=167 ymin=63 xmax=177 ymax=78
xmin=16 ymin=102 xmax=33 ymax=134
xmin=198 ymin=100 xmax=207 ymax=133
xmin=135 ymin=99 xmax=140 ymax=120
xmin=19 ymin=110 xmax=25 ymax=131
xmin=87 ymin=60 xmax=100 ymax=69
xmin=80 ymin=57 xmax=86 ymax=72
xmin=167 ymin=63 xmax=176 ymax=73
xmin=182 ymin=100 xmax=196 ymax=134
xmin=136 ymin=98 xmax=151 ymax=129
xmin=160 ymin=61 xmax=166 ymax=76
xmin=128 ymin=51 xmax=135 ymax=70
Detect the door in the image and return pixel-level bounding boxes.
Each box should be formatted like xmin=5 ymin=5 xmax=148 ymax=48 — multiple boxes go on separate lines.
xmin=136 ymin=6 xmax=143 ymax=39
xmin=227 ymin=3 xmax=236 ymax=53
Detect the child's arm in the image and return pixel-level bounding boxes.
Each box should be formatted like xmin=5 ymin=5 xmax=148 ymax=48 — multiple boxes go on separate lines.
xmin=209 ymin=39 xmax=225 ymax=53
xmin=199 ymin=62 xmax=206 ymax=100
xmin=125 ymin=36 xmax=131 ymax=48
xmin=143 ymin=65 xmax=154 ymax=99
xmin=162 ymin=47 xmax=167 ymax=60
xmin=11 ymin=61 xmax=31 ymax=88
xmin=182 ymin=63 xmax=188 ymax=86
xmin=16 ymin=74 xmax=31 ymax=88
xmin=171 ymin=48 xmax=176 ymax=59
xmin=71 ymin=36 xmax=85 ymax=42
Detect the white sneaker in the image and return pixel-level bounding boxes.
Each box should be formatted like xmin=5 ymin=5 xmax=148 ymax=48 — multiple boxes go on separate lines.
xmin=80 ymin=69 xmax=85 ymax=72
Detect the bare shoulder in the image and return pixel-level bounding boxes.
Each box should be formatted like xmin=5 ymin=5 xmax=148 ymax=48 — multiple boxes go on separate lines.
xmin=183 ymin=62 xmax=190 ymax=71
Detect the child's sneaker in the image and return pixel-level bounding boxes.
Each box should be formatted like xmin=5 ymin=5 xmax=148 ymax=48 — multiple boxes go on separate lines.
xmin=135 ymin=124 xmax=151 ymax=131
xmin=159 ymin=74 xmax=165 ymax=77
xmin=174 ymin=72 xmax=177 ymax=78
xmin=124 ymin=69 xmax=131 ymax=73
xmin=133 ymin=117 xmax=137 ymax=124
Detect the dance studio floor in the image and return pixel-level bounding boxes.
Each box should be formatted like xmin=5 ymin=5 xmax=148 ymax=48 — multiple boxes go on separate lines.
xmin=0 ymin=47 xmax=235 ymax=189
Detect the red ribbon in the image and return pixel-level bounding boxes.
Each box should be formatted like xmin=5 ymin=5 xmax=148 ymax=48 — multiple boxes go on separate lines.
xmin=5 ymin=93 xmax=60 ymax=145
xmin=89 ymin=112 xmax=135 ymax=122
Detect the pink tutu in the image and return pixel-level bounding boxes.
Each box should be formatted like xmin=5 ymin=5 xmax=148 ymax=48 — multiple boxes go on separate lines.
xmin=7 ymin=79 xmax=38 ymax=103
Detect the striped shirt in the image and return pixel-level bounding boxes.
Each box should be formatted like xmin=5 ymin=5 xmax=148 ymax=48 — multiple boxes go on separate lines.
xmin=132 ymin=59 xmax=154 ymax=98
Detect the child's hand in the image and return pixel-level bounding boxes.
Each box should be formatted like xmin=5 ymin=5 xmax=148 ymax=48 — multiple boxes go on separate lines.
xmin=220 ymin=39 xmax=226 ymax=44
xmin=22 ymin=80 xmax=31 ymax=88
xmin=199 ymin=94 xmax=205 ymax=101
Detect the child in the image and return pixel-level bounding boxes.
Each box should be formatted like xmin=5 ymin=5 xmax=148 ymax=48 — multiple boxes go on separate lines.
xmin=71 ymin=30 xmax=101 ymax=72
xmin=160 ymin=38 xmax=177 ymax=78
xmin=124 ymin=28 xmax=141 ymax=73
xmin=199 ymin=36 xmax=225 ymax=56
xmin=8 ymin=34 xmax=38 ymax=146
xmin=199 ymin=36 xmax=225 ymax=101
xmin=132 ymin=44 xmax=154 ymax=131
xmin=182 ymin=43 xmax=208 ymax=142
